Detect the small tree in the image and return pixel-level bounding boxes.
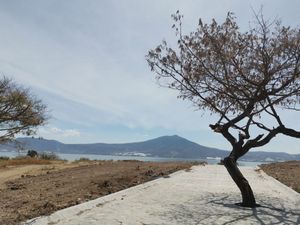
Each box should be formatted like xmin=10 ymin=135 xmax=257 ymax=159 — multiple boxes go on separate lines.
xmin=27 ymin=150 xmax=38 ymax=158
xmin=146 ymin=11 xmax=300 ymax=207
xmin=0 ymin=77 xmax=47 ymax=143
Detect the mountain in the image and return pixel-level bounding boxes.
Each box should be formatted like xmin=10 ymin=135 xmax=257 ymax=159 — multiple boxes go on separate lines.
xmin=1 ymin=135 xmax=299 ymax=162
xmin=5 ymin=135 xmax=228 ymax=158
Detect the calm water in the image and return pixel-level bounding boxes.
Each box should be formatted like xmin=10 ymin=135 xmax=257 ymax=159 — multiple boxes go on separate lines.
xmin=0 ymin=151 xmax=268 ymax=167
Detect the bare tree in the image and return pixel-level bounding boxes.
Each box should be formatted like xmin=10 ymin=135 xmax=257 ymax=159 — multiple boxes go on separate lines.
xmin=0 ymin=77 xmax=47 ymax=143
xmin=146 ymin=11 xmax=300 ymax=207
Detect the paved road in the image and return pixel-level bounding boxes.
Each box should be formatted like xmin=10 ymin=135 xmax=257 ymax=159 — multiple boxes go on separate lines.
xmin=24 ymin=165 xmax=300 ymax=225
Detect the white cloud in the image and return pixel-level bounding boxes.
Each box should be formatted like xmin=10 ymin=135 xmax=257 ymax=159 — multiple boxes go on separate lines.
xmin=38 ymin=126 xmax=80 ymax=139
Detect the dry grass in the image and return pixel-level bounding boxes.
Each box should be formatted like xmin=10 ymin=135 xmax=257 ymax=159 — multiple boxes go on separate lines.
xmin=0 ymin=157 xmax=63 ymax=168
xmin=260 ymin=161 xmax=300 ymax=193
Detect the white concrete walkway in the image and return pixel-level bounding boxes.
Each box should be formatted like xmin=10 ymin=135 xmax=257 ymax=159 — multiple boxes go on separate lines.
xmin=24 ymin=165 xmax=300 ymax=225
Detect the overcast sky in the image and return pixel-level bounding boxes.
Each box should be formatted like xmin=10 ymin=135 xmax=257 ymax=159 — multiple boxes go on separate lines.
xmin=0 ymin=0 xmax=299 ymax=154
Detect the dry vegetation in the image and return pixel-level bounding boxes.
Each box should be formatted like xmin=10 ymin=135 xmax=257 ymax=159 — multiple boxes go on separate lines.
xmin=260 ymin=161 xmax=300 ymax=193
xmin=0 ymin=153 xmax=63 ymax=168
xmin=0 ymin=157 xmax=53 ymax=167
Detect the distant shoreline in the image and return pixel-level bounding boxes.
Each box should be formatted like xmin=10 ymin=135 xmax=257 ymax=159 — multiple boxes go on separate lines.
xmin=0 ymin=150 xmax=274 ymax=167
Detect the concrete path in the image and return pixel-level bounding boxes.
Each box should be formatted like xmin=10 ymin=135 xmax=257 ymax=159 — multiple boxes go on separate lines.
xmin=24 ymin=165 xmax=300 ymax=225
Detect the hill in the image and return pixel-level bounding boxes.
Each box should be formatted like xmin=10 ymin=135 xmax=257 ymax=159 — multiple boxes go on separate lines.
xmin=0 ymin=135 xmax=299 ymax=162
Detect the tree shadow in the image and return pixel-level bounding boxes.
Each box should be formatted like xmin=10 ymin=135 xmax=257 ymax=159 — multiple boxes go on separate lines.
xmin=160 ymin=193 xmax=300 ymax=225
xmin=209 ymin=195 xmax=300 ymax=225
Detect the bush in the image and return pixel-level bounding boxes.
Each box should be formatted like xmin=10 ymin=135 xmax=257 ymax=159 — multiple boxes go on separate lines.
xmin=38 ymin=152 xmax=60 ymax=160
xmin=27 ymin=150 xmax=38 ymax=158
xmin=73 ymin=157 xmax=92 ymax=163
xmin=78 ymin=157 xmax=90 ymax=161
xmin=0 ymin=156 xmax=9 ymax=160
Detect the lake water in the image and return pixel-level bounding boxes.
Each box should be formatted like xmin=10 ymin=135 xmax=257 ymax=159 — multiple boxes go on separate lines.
xmin=0 ymin=151 xmax=270 ymax=167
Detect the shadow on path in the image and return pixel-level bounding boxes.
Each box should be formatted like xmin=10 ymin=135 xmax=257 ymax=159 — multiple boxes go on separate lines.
xmin=161 ymin=193 xmax=300 ymax=225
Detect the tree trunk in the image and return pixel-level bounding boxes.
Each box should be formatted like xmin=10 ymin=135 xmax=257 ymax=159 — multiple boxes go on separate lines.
xmin=223 ymin=156 xmax=259 ymax=208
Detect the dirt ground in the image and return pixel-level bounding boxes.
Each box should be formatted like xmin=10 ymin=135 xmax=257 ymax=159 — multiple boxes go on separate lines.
xmin=260 ymin=161 xmax=300 ymax=193
xmin=0 ymin=160 xmax=201 ymax=225
xmin=1 ymin=160 xmax=298 ymax=225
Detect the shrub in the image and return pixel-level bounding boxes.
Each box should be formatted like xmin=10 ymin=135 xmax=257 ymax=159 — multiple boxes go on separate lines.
xmin=78 ymin=157 xmax=90 ymax=161
xmin=73 ymin=157 xmax=92 ymax=163
xmin=27 ymin=150 xmax=38 ymax=158
xmin=38 ymin=152 xmax=60 ymax=160
xmin=0 ymin=156 xmax=9 ymax=160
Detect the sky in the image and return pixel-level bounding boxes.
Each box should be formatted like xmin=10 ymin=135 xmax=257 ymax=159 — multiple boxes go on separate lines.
xmin=0 ymin=0 xmax=299 ymax=154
